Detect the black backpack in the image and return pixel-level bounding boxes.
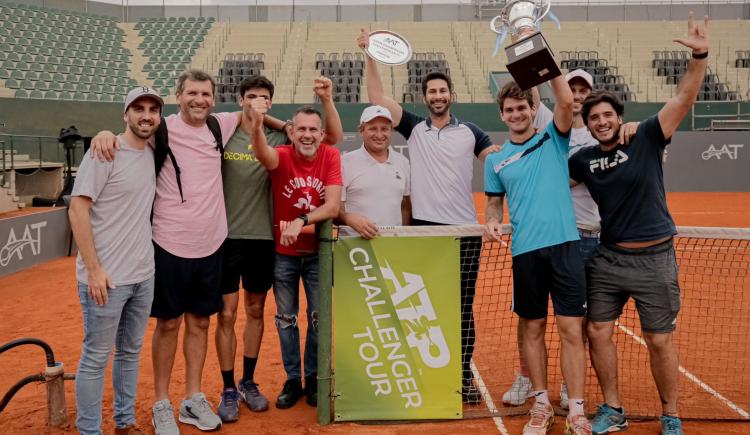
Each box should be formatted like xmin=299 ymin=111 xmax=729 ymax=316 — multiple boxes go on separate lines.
xmin=153 ymin=115 xmax=223 ymax=203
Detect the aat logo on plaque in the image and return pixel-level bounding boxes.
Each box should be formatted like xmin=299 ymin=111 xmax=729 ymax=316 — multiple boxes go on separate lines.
xmin=491 ymin=0 xmax=561 ymax=90
xmin=365 ymin=30 xmax=413 ymax=66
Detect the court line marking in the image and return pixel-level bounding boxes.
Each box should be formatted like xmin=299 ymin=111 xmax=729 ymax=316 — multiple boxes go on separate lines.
xmin=615 ymin=322 xmax=750 ymax=419
xmin=471 ymin=360 xmax=510 ymax=435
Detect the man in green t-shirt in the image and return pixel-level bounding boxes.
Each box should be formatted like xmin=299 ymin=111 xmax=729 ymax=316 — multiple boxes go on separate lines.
xmin=216 ymin=75 xmax=343 ymax=421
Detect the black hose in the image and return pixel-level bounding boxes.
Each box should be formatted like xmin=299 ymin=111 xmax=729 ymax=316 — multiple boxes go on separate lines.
xmin=0 ymin=373 xmax=45 ymax=414
xmin=0 ymin=338 xmax=56 ymax=367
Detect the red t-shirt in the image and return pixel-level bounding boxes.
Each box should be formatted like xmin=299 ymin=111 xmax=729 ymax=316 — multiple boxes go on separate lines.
xmin=270 ymin=144 xmax=342 ymax=256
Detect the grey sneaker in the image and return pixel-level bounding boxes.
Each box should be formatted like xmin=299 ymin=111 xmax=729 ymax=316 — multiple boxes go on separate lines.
xmin=238 ymin=379 xmax=269 ymax=412
xmin=179 ymin=392 xmax=222 ymax=431
xmin=152 ymin=399 xmax=180 ymax=435
xmin=217 ymin=388 xmax=240 ymax=422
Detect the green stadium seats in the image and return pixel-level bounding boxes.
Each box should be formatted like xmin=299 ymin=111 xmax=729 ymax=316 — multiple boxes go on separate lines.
xmin=25 ymin=71 xmax=39 ymax=81
xmin=20 ymin=80 xmax=34 ymax=90
xmin=76 ymin=83 xmax=90 ymax=92
xmin=44 ymin=90 xmax=59 ymax=99
xmin=49 ymin=81 xmax=63 ymax=92
xmin=72 ymin=92 xmax=86 ymax=100
xmin=5 ymin=78 xmax=19 ymax=89
xmin=29 ymin=90 xmax=44 ymax=99
xmin=14 ymin=89 xmax=28 ymax=98
xmin=36 ymin=81 xmax=50 ymax=91
xmin=6 ymin=52 xmax=20 ymax=62
xmin=10 ymin=70 xmax=24 ymax=80
xmin=86 ymin=93 xmax=98 ymax=102
xmin=62 ymin=82 xmax=75 ymax=92
xmin=0 ymin=68 xmax=8 ymax=79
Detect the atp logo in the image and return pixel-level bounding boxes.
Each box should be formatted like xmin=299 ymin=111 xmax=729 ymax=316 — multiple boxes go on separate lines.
xmin=701 ymin=144 xmax=743 ymax=160
xmin=589 ymin=150 xmax=629 ymax=173
xmin=0 ymin=221 xmax=47 ymax=267
xmin=381 ymin=263 xmax=450 ymax=369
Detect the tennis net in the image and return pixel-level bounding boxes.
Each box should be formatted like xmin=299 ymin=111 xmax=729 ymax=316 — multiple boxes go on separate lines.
xmin=362 ymin=224 xmax=750 ymax=421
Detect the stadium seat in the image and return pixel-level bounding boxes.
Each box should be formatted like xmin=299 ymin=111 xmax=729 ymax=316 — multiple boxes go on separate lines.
xmin=14 ymin=89 xmax=29 ymax=98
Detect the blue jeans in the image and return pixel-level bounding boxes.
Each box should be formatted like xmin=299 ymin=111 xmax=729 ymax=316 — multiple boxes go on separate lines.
xmin=579 ymin=235 xmax=600 ymax=265
xmin=75 ymin=277 xmax=154 ymax=435
xmin=273 ymin=253 xmax=319 ymax=380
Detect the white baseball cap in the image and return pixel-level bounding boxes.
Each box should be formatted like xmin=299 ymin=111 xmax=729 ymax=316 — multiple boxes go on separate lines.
xmin=565 ymin=69 xmax=594 ymax=89
xmin=124 ymin=86 xmax=164 ymax=112
xmin=359 ymin=105 xmax=393 ymax=125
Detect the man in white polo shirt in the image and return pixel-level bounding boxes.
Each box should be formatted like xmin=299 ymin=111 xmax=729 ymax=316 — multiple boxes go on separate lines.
xmin=339 ymin=105 xmax=411 ymax=238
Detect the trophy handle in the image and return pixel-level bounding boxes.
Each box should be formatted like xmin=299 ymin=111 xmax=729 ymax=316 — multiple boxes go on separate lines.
xmin=537 ymin=0 xmax=552 ymax=22
xmin=490 ymin=15 xmax=505 ymax=35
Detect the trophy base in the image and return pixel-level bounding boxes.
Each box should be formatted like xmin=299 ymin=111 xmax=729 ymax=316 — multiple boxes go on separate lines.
xmin=505 ymin=32 xmax=561 ymax=90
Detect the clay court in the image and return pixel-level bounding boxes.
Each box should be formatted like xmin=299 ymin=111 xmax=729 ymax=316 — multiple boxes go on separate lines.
xmin=1 ymin=192 xmax=749 ymax=434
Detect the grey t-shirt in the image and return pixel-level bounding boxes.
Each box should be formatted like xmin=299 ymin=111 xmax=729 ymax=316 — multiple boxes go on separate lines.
xmin=73 ymin=137 xmax=156 ymax=285
xmin=222 ymin=126 xmax=288 ymax=239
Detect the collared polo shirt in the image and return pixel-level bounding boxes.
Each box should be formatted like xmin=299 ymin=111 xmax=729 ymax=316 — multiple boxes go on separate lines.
xmin=395 ymin=110 xmax=493 ymax=225
xmin=340 ymin=145 xmax=410 ymax=236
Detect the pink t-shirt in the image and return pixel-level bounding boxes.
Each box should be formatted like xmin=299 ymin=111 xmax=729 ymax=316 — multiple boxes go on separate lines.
xmin=152 ymin=112 xmax=239 ymax=258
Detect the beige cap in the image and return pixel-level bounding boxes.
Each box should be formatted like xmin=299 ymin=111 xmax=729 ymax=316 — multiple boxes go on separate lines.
xmin=565 ymin=69 xmax=594 ymax=89
xmin=124 ymin=86 xmax=164 ymax=112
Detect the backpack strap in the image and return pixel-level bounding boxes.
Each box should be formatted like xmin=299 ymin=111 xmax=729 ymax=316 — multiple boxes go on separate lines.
xmin=152 ymin=115 xmax=224 ymax=204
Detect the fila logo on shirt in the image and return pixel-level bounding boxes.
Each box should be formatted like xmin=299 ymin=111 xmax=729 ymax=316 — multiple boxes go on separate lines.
xmin=589 ymin=150 xmax=629 ymax=173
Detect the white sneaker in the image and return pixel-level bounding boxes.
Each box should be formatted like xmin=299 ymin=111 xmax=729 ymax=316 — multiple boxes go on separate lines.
xmin=152 ymin=399 xmax=180 ymax=435
xmin=523 ymin=402 xmax=555 ymax=435
xmin=560 ymin=383 xmax=569 ymax=410
xmin=179 ymin=392 xmax=222 ymax=431
xmin=502 ymin=374 xmax=533 ymax=406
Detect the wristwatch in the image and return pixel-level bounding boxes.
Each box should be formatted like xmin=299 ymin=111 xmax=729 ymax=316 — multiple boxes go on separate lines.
xmin=297 ymin=214 xmax=309 ymax=226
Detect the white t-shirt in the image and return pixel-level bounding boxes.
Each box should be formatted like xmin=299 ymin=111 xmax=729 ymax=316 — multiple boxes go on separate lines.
xmin=534 ymin=103 xmax=601 ymax=231
xmin=340 ymin=145 xmax=410 ymax=236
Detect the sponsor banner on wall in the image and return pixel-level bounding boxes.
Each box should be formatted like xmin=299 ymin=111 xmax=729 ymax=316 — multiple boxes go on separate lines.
xmin=0 ymin=208 xmax=70 ymax=277
xmin=333 ymin=236 xmax=462 ymax=421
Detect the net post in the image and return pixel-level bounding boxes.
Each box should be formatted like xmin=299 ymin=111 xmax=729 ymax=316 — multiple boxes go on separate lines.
xmin=317 ymin=219 xmax=333 ymax=425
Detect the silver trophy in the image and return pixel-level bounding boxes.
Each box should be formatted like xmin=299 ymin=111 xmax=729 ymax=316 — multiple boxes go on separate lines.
xmin=490 ymin=0 xmax=561 ymax=90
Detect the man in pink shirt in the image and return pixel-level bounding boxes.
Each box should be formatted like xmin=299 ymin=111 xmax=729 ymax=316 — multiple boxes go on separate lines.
xmin=92 ymin=70 xmax=240 ymax=434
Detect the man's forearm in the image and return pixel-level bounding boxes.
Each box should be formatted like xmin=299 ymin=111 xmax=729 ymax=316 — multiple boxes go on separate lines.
xmin=251 ymin=124 xmax=278 ymax=169
xmin=321 ymin=98 xmax=344 ymax=145
xmin=485 ymin=196 xmax=504 ymax=224
xmin=365 ymin=56 xmax=386 ymax=105
xmin=675 ymin=57 xmax=708 ymax=108
xmin=69 ymin=205 xmax=101 ymax=273
xmin=306 ymin=199 xmax=341 ymax=224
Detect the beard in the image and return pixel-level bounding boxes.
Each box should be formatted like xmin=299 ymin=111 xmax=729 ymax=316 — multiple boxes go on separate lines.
xmin=427 ymin=99 xmax=451 ymax=117
xmin=128 ymin=121 xmax=157 ymax=139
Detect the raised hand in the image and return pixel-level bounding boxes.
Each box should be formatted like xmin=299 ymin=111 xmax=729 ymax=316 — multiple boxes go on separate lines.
xmin=313 ymin=76 xmax=333 ymax=102
xmin=357 ymin=28 xmax=369 ymax=51
xmin=249 ymin=97 xmax=269 ymax=131
xmin=674 ymin=11 xmax=709 ymax=55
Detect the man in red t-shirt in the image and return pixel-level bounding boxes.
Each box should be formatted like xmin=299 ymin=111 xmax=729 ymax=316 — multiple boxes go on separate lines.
xmin=249 ymin=101 xmax=342 ymax=409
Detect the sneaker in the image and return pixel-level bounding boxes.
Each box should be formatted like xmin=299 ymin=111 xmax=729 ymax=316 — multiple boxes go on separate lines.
xmin=462 ymin=378 xmax=483 ymax=404
xmin=304 ymin=375 xmax=317 ymax=407
xmin=217 ymin=387 xmax=240 ymax=423
xmin=565 ymin=414 xmax=592 ymax=435
xmin=238 ymin=379 xmax=269 ymax=412
xmin=151 ymin=400 xmax=180 ymax=435
xmin=660 ymin=415 xmax=683 ymax=435
xmin=591 ymin=404 xmax=628 ymax=434
xmin=523 ymin=402 xmax=555 ymax=435
xmin=178 ymin=392 xmax=222 ymax=431
xmin=502 ymin=374 xmax=533 ymax=406
xmin=275 ymin=379 xmax=304 ymax=409
xmin=560 ymin=383 xmax=569 ymax=410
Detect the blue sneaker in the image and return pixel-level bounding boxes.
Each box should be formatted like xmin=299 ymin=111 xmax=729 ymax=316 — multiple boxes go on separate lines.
xmin=660 ymin=415 xmax=683 ymax=435
xmin=592 ymin=404 xmax=628 ymax=434
xmin=238 ymin=379 xmax=269 ymax=412
xmin=217 ymin=388 xmax=240 ymax=423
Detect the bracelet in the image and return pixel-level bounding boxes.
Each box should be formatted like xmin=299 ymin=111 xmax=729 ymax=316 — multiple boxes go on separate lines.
xmin=692 ymin=51 xmax=708 ymax=59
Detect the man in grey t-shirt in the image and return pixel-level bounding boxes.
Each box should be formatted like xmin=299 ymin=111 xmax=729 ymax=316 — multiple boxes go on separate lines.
xmin=69 ymin=87 xmax=162 ymax=435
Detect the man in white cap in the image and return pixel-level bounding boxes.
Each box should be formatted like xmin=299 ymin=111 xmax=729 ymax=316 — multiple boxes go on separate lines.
xmin=338 ymin=105 xmax=411 ymax=238
xmin=502 ymin=69 xmax=639 ymax=410
xmin=69 ymin=86 xmax=163 ymax=435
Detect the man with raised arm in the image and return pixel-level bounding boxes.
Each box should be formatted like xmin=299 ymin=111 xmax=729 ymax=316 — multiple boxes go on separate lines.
xmin=358 ymin=29 xmax=498 ymax=404
xmin=70 ymin=87 xmax=162 ymax=435
xmin=215 ymin=75 xmax=342 ymax=422
xmin=247 ymin=99 xmax=342 ymax=410
xmin=338 ymin=105 xmax=411 ymax=238
xmin=569 ymin=13 xmax=710 ymax=435
xmin=484 ymin=73 xmax=591 ymax=433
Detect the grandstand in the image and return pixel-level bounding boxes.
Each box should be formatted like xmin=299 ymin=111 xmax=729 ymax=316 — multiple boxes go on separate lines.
xmin=0 ymin=1 xmax=748 ymax=105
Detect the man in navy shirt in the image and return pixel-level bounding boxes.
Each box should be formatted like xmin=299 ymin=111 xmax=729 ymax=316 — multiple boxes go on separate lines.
xmin=484 ymin=73 xmax=591 ymax=433
xmin=568 ymin=13 xmax=710 ymax=435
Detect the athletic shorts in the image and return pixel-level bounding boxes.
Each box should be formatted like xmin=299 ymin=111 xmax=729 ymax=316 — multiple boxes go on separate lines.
xmin=220 ymin=238 xmax=275 ymax=295
xmin=512 ymin=240 xmax=587 ymax=319
xmin=150 ymin=242 xmax=224 ymax=319
xmin=587 ymin=239 xmax=680 ymax=333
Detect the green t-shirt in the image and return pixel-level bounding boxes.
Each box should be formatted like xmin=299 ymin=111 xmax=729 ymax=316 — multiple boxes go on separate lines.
xmin=222 ymin=126 xmax=289 ymax=239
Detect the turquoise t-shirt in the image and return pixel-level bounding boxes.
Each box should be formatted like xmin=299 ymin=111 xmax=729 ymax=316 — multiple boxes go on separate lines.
xmin=484 ymin=122 xmax=579 ymax=256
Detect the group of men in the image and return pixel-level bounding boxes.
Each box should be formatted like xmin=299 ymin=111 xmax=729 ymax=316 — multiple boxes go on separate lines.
xmin=69 ymin=12 xmax=708 ymax=435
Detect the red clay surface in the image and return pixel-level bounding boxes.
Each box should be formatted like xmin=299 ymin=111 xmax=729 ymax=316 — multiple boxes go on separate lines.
xmin=0 ymin=193 xmax=749 ymax=434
